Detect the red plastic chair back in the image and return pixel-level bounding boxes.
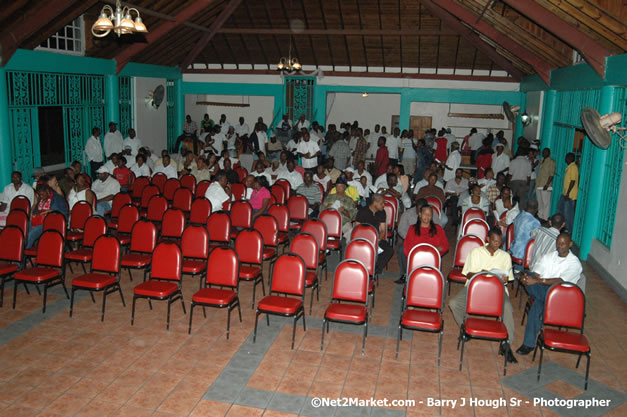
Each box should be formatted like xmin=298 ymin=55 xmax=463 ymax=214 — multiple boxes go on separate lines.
xmin=140 ymin=185 xmax=160 ymax=209
xmin=506 ymin=223 xmax=515 ymax=250
xmin=35 ymin=230 xmax=64 ymax=268
xmin=406 ymin=266 xmax=444 ymax=309
xmin=383 ymin=195 xmax=398 ymax=220
xmin=288 ymin=195 xmax=308 ymax=222
xmin=254 ymin=215 xmax=279 ymax=247
xmin=320 ymin=209 xmax=342 ymax=240
xmin=289 ymin=233 xmax=319 ymax=270
xmin=206 ymin=247 xmax=239 ymax=288
xmin=425 ymin=195 xmax=442 ymax=212
xmin=315 ymin=183 xmax=325 ymax=203
xmin=0 ymin=226 xmax=24 ymax=263
xmin=302 ymin=220 xmax=328 ymax=252
xmin=275 ymin=179 xmax=291 ymax=200
xmin=270 ymin=185 xmax=286 ymax=205
xmin=132 ymin=176 xmax=150 ymax=200
xmin=69 ymin=200 xmax=92 ymax=230
xmin=207 ymin=212 xmax=231 ymax=244
xmin=235 ymin=167 xmax=248 ymax=183
xmin=6 ymin=209 xmax=28 ymax=236
xmin=453 ymin=235 xmax=484 ymax=268
xmin=146 ymin=195 xmax=168 ymax=223
xmin=523 ymin=239 xmax=535 ymax=269
xmin=151 ymin=173 xmax=167 ymax=193
xmin=268 ymin=204 xmax=289 ymax=233
xmin=196 ymin=180 xmax=211 ymax=198
xmin=230 ymin=183 xmax=245 ymax=202
xmin=544 ymin=283 xmax=585 ymax=329
xmin=43 ymin=212 xmax=67 ymax=238
xmin=172 ymin=188 xmax=193 ymax=213
xmin=270 ymin=253 xmax=305 ymax=296
xmin=182 ymin=225 xmax=209 ymax=260
xmin=230 ymin=200 xmax=253 ymax=229
xmin=190 ymin=198 xmax=212 ymax=225
xmin=161 ymin=209 xmax=185 ymax=239
xmin=499 ymin=210 xmax=509 ymax=235
xmin=10 ymin=196 xmax=31 ymax=216
xmin=150 ymin=243 xmax=182 ymax=281
xmin=332 ymin=259 xmax=369 ymax=303
xmin=466 ymin=274 xmax=505 ymax=318
xmin=462 ymin=207 xmax=486 ymax=225
xmin=110 ymin=193 xmax=132 ymax=219
xmin=235 ymin=229 xmax=263 ymax=265
xmin=345 ymin=238 xmax=375 ymax=278
xmin=163 ymin=178 xmax=181 ymax=201
xmin=180 ymin=174 xmax=197 ymax=194
xmin=91 ymin=235 xmax=121 ymax=273
xmin=462 ymin=219 xmax=490 ymax=243
xmin=129 ymin=220 xmax=158 ymax=254
xmin=351 ymin=223 xmax=378 ymax=248
xmin=117 ymin=204 xmax=140 ymax=234
xmin=384 ymin=202 xmax=395 ymax=230
xmin=407 ymin=243 xmax=441 ymax=273
xmin=82 ymin=216 xmax=107 ymax=248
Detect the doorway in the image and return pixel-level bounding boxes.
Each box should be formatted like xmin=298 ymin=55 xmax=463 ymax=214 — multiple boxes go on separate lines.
xmin=390 ymin=115 xmax=432 ymax=138
xmin=38 ymin=106 xmax=66 ymax=169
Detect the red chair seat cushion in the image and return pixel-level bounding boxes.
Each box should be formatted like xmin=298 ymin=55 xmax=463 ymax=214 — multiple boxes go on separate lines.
xmin=447 ymin=268 xmax=466 ymax=283
xmin=134 ymin=281 xmax=178 ymax=298
xmin=117 ymin=235 xmax=131 ymax=245
xmin=239 ymin=266 xmax=261 ymax=279
xmin=305 ymin=271 xmax=317 ymax=286
xmin=263 ymin=248 xmax=277 ymax=259
xmin=0 ymin=262 xmax=19 ymax=276
xmin=512 ymin=256 xmax=523 ymax=264
xmin=183 ymin=260 xmax=206 ymax=274
xmin=192 ymin=288 xmax=235 ymax=306
xmin=278 ymin=233 xmax=289 ymax=243
xmin=24 ymin=248 xmax=37 ymax=257
xmin=318 ymin=253 xmax=326 ymax=264
xmin=107 ymin=220 xmax=118 ymax=229
xmin=257 ymin=295 xmax=302 ymax=315
xmin=72 ymin=273 xmax=116 ymax=289
xmin=327 ymin=239 xmax=341 ymax=249
xmin=66 ymin=231 xmax=83 ymax=242
xmin=401 ymin=310 xmax=442 ymax=331
xmin=65 ymin=249 xmax=93 ymax=262
xmin=121 ymin=254 xmax=151 ymax=268
xmin=543 ymin=329 xmax=590 ymax=352
xmin=15 ymin=267 xmax=59 ymax=282
xmin=325 ymin=304 xmax=367 ymax=322
xmin=464 ymin=318 xmax=508 ymax=339
xmin=289 ymin=222 xmax=302 ymax=230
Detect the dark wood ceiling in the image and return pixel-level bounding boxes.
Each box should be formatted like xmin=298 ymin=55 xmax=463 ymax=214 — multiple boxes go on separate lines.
xmin=1 ymin=0 xmax=625 ymax=82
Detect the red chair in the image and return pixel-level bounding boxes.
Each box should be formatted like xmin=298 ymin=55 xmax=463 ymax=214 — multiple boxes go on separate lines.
xmin=146 ymin=195 xmax=168 ymax=225
xmin=397 ymin=266 xmax=445 ymax=363
xmin=0 ymin=226 xmax=25 ymax=307
xmin=235 ymin=229 xmax=266 ymax=308
xmin=196 ymin=180 xmax=211 ymax=198
xmin=425 ymin=195 xmax=442 ymax=212
xmin=533 ymin=282 xmax=591 ymax=389
xmin=231 ymin=183 xmax=246 ymax=202
xmin=69 ymin=236 xmax=125 ymax=321
xmin=351 ymin=223 xmax=378 ymax=249
xmin=230 ymin=200 xmax=253 ymax=239
xmin=160 ymin=209 xmax=185 ymax=242
xmin=288 ymin=195 xmax=308 ymax=231
xmin=430 ymin=204 xmax=441 ymax=218
xmin=172 ymin=188 xmax=193 ymax=215
xmin=25 ymin=211 xmax=67 ymax=259
xmin=115 ymin=204 xmax=140 ymax=246
xmin=275 ymin=179 xmax=291 ymax=200
xmin=458 ymin=273 xmax=509 ymax=375
xmin=207 ymin=212 xmax=231 ymax=249
xmin=107 ymin=193 xmax=132 ymax=229
xmin=302 ymin=219 xmax=329 ymax=281
xmin=253 ymin=215 xmax=279 ymax=275
xmin=181 ymin=225 xmax=209 ymax=289
xmin=514 ymin=239 xmax=536 ymax=303
xmin=188 ymin=247 xmax=241 ymax=337
xmin=180 ymin=174 xmax=197 ymax=194
xmin=10 ymin=195 xmax=31 ymax=216
xmin=384 ymin=201 xmax=396 ymax=243
xmin=383 ymin=195 xmax=399 ymax=221
xmin=499 ymin=210 xmax=509 ymax=235
xmin=461 ymin=218 xmax=490 ymax=243
xmin=321 ymin=259 xmax=369 ymax=354
xmin=254 ymin=253 xmax=306 ymax=349
xmin=6 ymin=209 xmax=28 ymax=236
xmin=320 ymin=209 xmax=342 ymax=260
xmin=13 ymin=230 xmax=68 ymax=313
xmin=131 ymin=176 xmax=150 ymax=203
xmin=270 ymin=185 xmax=286 ymax=205
xmin=151 ymin=173 xmax=167 ymax=193
xmin=190 ymin=198 xmax=212 ymax=225
xmin=131 ymin=242 xmax=186 ymax=330
xmin=268 ymin=204 xmax=290 ymax=252
xmin=139 ymin=185 xmax=160 ymax=213
xmin=315 ymin=183 xmax=325 ymax=204
xmin=163 ymin=178 xmax=181 ymax=202
xmin=64 ymin=216 xmax=107 ymax=274
xmin=345 ymin=238 xmax=377 ymax=312
xmin=290 ymin=233 xmax=319 ymax=314
xmin=505 ymin=223 xmax=515 ymax=251
xmin=66 ymin=201 xmax=93 ymax=243
xmin=235 ymin=167 xmax=248 ymax=183
xmin=461 ymin=207 xmax=486 ymax=226
xmin=407 ymin=243 xmax=441 ymax=274
xmin=446 ymin=234 xmax=484 ymax=295
xmin=121 ymin=221 xmax=157 ymax=282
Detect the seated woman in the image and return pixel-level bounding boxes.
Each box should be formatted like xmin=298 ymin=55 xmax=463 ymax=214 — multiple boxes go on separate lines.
xmin=494 ymin=186 xmax=520 ymax=227
xmin=250 ymin=176 xmax=272 ymax=220
xmin=460 ymin=183 xmax=490 ymax=216
xmin=27 ymin=183 xmax=68 ymax=248
xmin=403 ymin=203 xmax=449 ymax=269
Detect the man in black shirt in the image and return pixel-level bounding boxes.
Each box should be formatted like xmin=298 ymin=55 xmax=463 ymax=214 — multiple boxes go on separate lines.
xmin=355 ymin=193 xmax=394 ymax=275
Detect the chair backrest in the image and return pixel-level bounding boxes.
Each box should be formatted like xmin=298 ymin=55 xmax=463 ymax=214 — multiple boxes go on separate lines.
xmin=425 ymin=195 xmax=442 ymax=212
xmin=383 ymin=195 xmax=398 ymax=220
xmin=81 ymin=216 xmax=107 ymax=248
xmin=91 ymin=235 xmax=121 ymax=274
xmin=181 ymin=225 xmax=209 ymax=260
xmin=544 ymin=282 xmax=585 ymax=329
xmin=161 ymin=209 xmax=185 ymax=239
xmin=453 ymin=234 xmax=484 ymax=268
xmin=117 ymin=204 xmax=140 ymax=234
xmin=129 ymin=220 xmax=158 ymax=253
xmin=332 ymin=259 xmax=369 ymax=303
xmin=180 ymin=174 xmax=197 ymax=193
xmin=275 ymin=179 xmax=291 ymax=200
xmin=430 ymin=204 xmax=441 ymax=217
xmin=345 ymin=238 xmax=375 ymax=277
xmin=190 ymin=198 xmax=212 ymax=225
xmin=163 ymin=178 xmax=181 ymax=201
xmin=270 ymin=184 xmax=286 ymax=205
xmin=320 ymin=209 xmax=341 ymax=239
xmin=206 ymin=212 xmax=231 ymax=243
xmin=69 ymin=200 xmax=92 ymax=230
xmin=523 ymin=239 xmax=535 ymax=269
xmin=462 ymin=218 xmax=490 ymax=243
xmin=43 ymin=211 xmax=67 ymax=238
xmin=6 ymin=209 xmax=28 ymax=236
xmin=231 ymin=183 xmax=246 ymax=201
xmin=253 ymin=215 xmax=279 ymax=247
xmin=406 ymin=266 xmax=445 ymax=310
xmin=465 ymin=273 xmax=505 ymax=318
xmin=235 ymin=167 xmax=248 ymax=183
xmin=151 ymin=173 xmax=167 ymax=193
xmin=268 ymin=204 xmax=289 ymax=233
xmin=35 ymin=230 xmax=64 ymax=268
xmin=383 ymin=201 xmax=395 ymax=230
xmin=132 ymin=176 xmax=150 ymax=200
xmin=10 ymin=195 xmax=31 ymax=216
xmin=270 ymin=253 xmax=305 ymax=296
xmin=350 ymin=223 xmax=378 ymax=248
xmin=150 ymin=243 xmax=182 ymax=281
xmin=110 ymin=193 xmax=132 ymax=219
xmin=234 ymin=228 xmax=263 ymax=265
xmin=146 ymin=195 xmax=168 ymax=222
xmin=289 ymin=233 xmax=319 ymax=270
xmin=505 ymin=223 xmax=515 ymax=250
xmin=230 ymin=200 xmax=253 ymax=229
xmin=315 ymin=183 xmax=325 ymax=203
xmin=302 ymin=219 xmax=328 ymax=251
xmin=407 ymin=243 xmax=441 ymax=273
xmin=462 ymin=207 xmax=486 ymax=225
xmin=288 ymin=195 xmax=308 ymax=222
xmin=206 ymin=247 xmax=239 ymax=288
xmin=0 ymin=226 xmax=24 ymax=263
xmin=140 ymin=185 xmax=160 ymax=209
xmin=195 ymin=180 xmax=211 ymax=198
xmin=172 ymin=188 xmax=193 ymax=212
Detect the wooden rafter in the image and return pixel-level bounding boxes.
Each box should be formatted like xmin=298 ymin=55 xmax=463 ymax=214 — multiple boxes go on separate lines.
xmin=337 ymin=0 xmax=352 ymax=70
xmin=299 ymin=0 xmax=318 ymax=68
xmin=243 ymin=1 xmax=270 ymax=69
xmin=318 ymin=0 xmax=335 ymax=70
xmin=261 ymin=0 xmax=284 ymax=69
xmin=356 ymin=0 xmax=369 ymax=71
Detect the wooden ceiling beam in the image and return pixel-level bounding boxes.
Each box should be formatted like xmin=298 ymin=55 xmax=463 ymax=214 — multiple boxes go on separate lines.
xmin=501 ymin=0 xmax=613 ymax=78
xmin=216 ymin=28 xmax=457 ymax=36
xmin=180 ymin=0 xmax=243 ymax=70
xmin=115 ymin=0 xmax=214 ymax=73
xmin=419 ymin=0 xmax=524 ymax=80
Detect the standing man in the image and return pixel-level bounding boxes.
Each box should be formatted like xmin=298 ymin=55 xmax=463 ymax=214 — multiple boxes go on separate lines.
xmin=85 ymin=126 xmax=104 ymax=177
xmin=509 ymin=149 xmax=532 ymax=209
xmin=557 ymin=152 xmax=578 ymax=233
xmin=183 ymin=115 xmax=198 ymax=136
xmin=276 ymin=114 xmax=292 ymax=148
xmin=294 ymin=114 xmax=310 ymax=131
xmin=103 ymin=122 xmax=123 ymax=162
xmin=234 ymin=117 xmax=250 ymax=142
xmin=387 ymin=127 xmax=401 ymax=166
xmin=535 ymin=148 xmax=556 ymax=221
xmin=354 ymin=194 xmax=394 ymax=276
xmin=328 ymin=135 xmax=351 ymax=171
xmin=352 ymin=128 xmax=369 ymax=166
xmin=442 ymin=142 xmax=461 ymax=184
xmin=491 ymin=143 xmax=510 ymax=178
xmin=296 ymin=132 xmax=320 ymax=171
xmin=122 ymin=128 xmax=141 ymax=159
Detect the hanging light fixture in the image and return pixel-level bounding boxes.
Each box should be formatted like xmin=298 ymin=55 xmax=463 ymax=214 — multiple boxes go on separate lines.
xmin=92 ymin=0 xmax=148 ymax=38
xmin=276 ymin=0 xmax=301 ymax=73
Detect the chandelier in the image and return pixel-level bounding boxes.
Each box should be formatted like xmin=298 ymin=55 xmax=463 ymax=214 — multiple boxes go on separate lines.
xmin=277 ymin=56 xmax=301 ymax=72
xmin=91 ymin=0 xmax=148 ymax=38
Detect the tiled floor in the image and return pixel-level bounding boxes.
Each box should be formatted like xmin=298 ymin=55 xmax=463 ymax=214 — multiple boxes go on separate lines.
xmin=0 ymin=226 xmax=625 ymax=417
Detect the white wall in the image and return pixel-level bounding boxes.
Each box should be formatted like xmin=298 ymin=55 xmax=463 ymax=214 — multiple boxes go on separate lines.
xmin=184 ymin=94 xmax=274 ymax=129
xmin=326 ymin=93 xmax=400 ymax=130
xmin=134 ymin=77 xmax=167 ymax=153
xmin=524 ymin=91 xmax=544 ymax=141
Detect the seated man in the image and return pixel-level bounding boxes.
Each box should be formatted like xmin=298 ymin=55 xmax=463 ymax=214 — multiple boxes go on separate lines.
xmin=516 ymin=233 xmax=582 ymax=355
xmin=205 ymin=172 xmax=231 ymax=213
xmin=91 ymin=166 xmax=121 ymax=216
xmin=529 ymin=213 xmax=565 ymax=271
xmin=320 ymin=177 xmax=357 ymax=239
xmin=153 ymin=154 xmax=177 ymax=179
xmin=295 ymin=171 xmax=322 ymax=217
xmin=448 ymin=227 xmax=518 ymax=363
xmin=444 ymin=168 xmax=468 ymax=226
xmin=510 ymin=199 xmax=540 ymax=263
xmin=354 ymin=193 xmax=394 ymax=275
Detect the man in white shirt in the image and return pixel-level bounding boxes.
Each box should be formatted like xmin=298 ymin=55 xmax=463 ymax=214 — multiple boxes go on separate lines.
xmin=354 ymin=161 xmax=372 ymax=186
xmin=85 ymin=127 xmax=104 ymax=177
xmin=491 ymin=143 xmax=510 ymax=177
xmin=509 ymin=151 xmax=532 ymax=208
xmin=152 ymin=155 xmax=177 ymax=179
xmin=294 ymin=114 xmax=310 ymax=131
xmin=0 ymin=171 xmax=35 ymax=222
xmin=468 ymin=129 xmax=485 ymax=161
xmin=205 ymin=172 xmax=231 ymax=213
xmin=443 ymin=142 xmax=461 ymax=183
xmin=444 ymin=128 xmax=457 ymax=152
xmin=103 ymin=122 xmax=123 ymax=160
xmin=278 ymin=160 xmax=304 ymax=189
xmin=131 ymin=154 xmax=151 ymax=178
xmin=234 ymin=117 xmax=249 ymax=139
xmin=217 ymin=114 xmax=231 ymax=132
xmin=529 ymin=213 xmax=565 ymax=271
xmin=517 ymin=233 xmax=583 ymax=355
xmin=267 ymin=159 xmax=286 ymax=184
xmin=92 ymin=166 xmax=121 ymax=216
xmin=122 ymin=128 xmax=141 ymax=158
xmin=297 ymin=132 xmax=320 ymax=170
xmin=386 ymin=127 xmax=401 ymax=165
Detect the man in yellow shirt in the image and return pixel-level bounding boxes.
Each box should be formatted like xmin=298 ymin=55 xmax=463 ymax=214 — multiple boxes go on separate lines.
xmin=449 ymin=227 xmax=518 ymax=363
xmin=557 ymin=152 xmax=578 ymax=234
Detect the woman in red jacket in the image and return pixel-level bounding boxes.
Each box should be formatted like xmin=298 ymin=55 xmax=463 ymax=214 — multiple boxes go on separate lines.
xmin=404 ymin=203 xmax=450 ymax=258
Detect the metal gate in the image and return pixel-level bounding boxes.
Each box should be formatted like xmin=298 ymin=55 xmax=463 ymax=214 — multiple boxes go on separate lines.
xmin=119 ymin=76 xmax=134 ymax=136
xmin=284 ymin=77 xmax=315 ymax=123
xmin=166 ymin=79 xmax=176 ymax=152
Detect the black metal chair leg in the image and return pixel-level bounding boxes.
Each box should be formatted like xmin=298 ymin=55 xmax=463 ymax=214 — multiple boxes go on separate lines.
xmin=320 ymin=318 xmax=326 ymax=351
xmin=12 ymin=279 xmax=17 ymax=309
xmin=166 ymin=297 xmax=172 ymax=330
xmin=291 ymin=316 xmax=297 ymax=349
xmin=395 ymin=325 xmax=401 ymax=360
xmin=226 ymin=308 xmax=231 ymax=340
xmin=118 ymin=285 xmax=125 ymax=306
xmin=253 ymin=310 xmax=260 ymax=343
xmin=148 ymin=299 xmax=153 ymax=310
xmin=237 ymin=300 xmax=242 ymax=322
xmin=202 ymin=306 xmax=207 ymax=318
xmin=188 ymin=303 xmax=195 ymax=334
xmin=537 ymin=347 xmax=544 ymax=382
xmin=89 ymin=292 xmax=96 ymax=303
xmin=180 ymin=293 xmax=186 ymax=314
xmin=131 ymin=296 xmax=137 ymax=325
xmin=101 ymin=291 xmax=107 ymax=321
xmin=69 ymin=288 xmax=76 ymax=317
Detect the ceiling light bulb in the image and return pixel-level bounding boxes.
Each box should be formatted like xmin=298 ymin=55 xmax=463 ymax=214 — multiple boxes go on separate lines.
xmin=119 ymin=14 xmax=135 ymax=31
xmin=93 ymin=13 xmax=114 ymax=31
xmin=134 ymin=17 xmax=147 ymax=32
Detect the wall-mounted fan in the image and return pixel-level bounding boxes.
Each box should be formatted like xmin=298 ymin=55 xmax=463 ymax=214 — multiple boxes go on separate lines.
xmin=145 ymin=84 xmax=165 ymax=110
xmin=502 ymin=101 xmax=520 ymax=123
xmin=581 ymin=107 xmax=627 ymax=149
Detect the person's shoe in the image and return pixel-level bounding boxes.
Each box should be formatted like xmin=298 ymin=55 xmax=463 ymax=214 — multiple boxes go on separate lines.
xmin=516 ymin=345 xmax=534 ymax=355
xmin=498 ymin=344 xmax=506 ymax=356
xmin=506 ymin=348 xmax=518 ymax=364
xmin=394 ymin=275 xmax=406 ymax=284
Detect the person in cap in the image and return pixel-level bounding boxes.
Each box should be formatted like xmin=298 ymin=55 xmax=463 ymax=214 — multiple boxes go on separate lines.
xmin=320 ymin=177 xmax=357 ymax=240
xmin=91 ymin=166 xmax=121 ymax=216
xmin=0 ymin=171 xmax=35 ymax=226
xmin=104 ymin=122 xmax=123 ymax=159
xmin=491 ymin=142 xmax=510 ymax=177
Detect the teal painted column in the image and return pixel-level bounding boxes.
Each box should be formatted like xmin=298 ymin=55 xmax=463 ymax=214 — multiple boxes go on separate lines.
xmin=539 ymin=90 xmax=557 ymax=150
xmin=579 ymin=85 xmax=616 ymax=260
xmin=313 ymin=85 xmax=326 ymax=128
xmin=0 ymin=68 xmax=13 ymax=186
xmin=399 ymin=90 xmax=410 ymax=131
xmin=272 ymin=90 xmax=284 ymax=129
xmin=513 ymin=93 xmax=527 ymax=153
xmin=175 ymin=78 xmax=184 ymax=137
xmin=105 ymin=74 xmax=119 ymax=124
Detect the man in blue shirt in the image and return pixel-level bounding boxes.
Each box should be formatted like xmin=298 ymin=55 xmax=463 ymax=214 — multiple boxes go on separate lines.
xmin=510 ymin=199 xmax=540 ymax=261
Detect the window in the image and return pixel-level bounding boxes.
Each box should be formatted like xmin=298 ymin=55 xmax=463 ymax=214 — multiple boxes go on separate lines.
xmin=37 ymin=17 xmax=84 ymax=55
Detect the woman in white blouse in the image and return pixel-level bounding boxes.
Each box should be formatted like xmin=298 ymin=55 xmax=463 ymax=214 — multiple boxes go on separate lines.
xmin=460 ymin=183 xmax=490 ymax=216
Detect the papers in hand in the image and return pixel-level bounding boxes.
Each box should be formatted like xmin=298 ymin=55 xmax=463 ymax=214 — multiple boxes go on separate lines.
xmin=331 ymin=200 xmax=341 ymax=209
xmin=377 ymin=246 xmax=384 ymax=255
xmin=488 ymin=269 xmax=509 ymax=280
